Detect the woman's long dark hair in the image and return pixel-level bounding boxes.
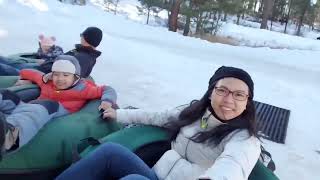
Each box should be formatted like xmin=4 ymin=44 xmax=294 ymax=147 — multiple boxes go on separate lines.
xmin=164 ymin=82 xmax=258 ymax=146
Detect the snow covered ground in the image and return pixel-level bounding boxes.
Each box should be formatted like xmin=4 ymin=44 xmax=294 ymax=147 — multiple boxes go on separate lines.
xmin=219 ymin=22 xmax=320 ymax=50
xmin=0 ymin=0 xmax=319 ymax=179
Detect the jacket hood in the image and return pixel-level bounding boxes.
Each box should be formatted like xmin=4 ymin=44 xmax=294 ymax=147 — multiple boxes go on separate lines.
xmin=74 ymin=44 xmax=101 ymax=58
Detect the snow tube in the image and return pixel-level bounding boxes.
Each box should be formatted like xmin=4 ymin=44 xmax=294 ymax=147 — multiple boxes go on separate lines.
xmin=0 ymin=76 xmax=20 ymax=89
xmin=80 ymin=125 xmax=170 ymax=168
xmin=80 ymin=125 xmax=280 ymax=180
xmin=0 ymin=85 xmax=122 ymax=179
xmin=0 ymin=100 xmax=121 ymax=179
xmin=7 ymin=52 xmax=40 ymax=64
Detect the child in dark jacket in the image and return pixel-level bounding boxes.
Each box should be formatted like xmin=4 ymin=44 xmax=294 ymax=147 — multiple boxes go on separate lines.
xmin=39 ymin=27 xmax=103 ymax=78
xmin=0 ymin=55 xmax=117 ymax=158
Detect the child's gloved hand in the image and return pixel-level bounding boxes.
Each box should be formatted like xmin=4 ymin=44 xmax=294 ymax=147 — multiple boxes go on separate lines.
xmin=98 ymin=101 xmax=112 ymax=111
xmin=101 ymin=107 xmax=116 ymax=120
xmin=99 ymin=101 xmax=116 ymax=120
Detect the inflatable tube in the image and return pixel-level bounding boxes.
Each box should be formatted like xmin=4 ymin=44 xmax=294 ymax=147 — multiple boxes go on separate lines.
xmin=80 ymin=125 xmax=169 ymax=158
xmin=0 ymin=100 xmax=121 ymax=179
xmin=7 ymin=83 xmax=40 ymax=102
xmin=80 ymin=125 xmax=279 ymax=180
xmin=0 ymin=76 xmax=20 ymax=89
xmin=7 ymin=53 xmax=40 ymax=64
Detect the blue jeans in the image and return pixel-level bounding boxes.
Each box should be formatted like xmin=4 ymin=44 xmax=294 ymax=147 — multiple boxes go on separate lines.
xmin=55 ymin=142 xmax=158 ymax=180
xmin=0 ymin=56 xmax=19 ymax=75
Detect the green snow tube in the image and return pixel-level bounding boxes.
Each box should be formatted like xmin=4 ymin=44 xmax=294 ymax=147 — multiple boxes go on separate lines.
xmin=80 ymin=125 xmax=280 ymax=180
xmin=0 ymin=86 xmax=122 ymax=179
xmin=7 ymin=52 xmax=40 ymax=64
xmin=0 ymin=100 xmax=121 ymax=179
xmin=0 ymin=76 xmax=20 ymax=89
xmin=80 ymin=125 xmax=171 ymax=168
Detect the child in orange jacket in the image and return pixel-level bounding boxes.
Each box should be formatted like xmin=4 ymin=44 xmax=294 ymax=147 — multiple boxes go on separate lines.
xmin=0 ymin=55 xmax=116 ymax=158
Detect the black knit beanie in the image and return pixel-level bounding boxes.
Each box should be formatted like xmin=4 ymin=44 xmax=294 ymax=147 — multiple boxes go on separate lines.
xmin=81 ymin=27 xmax=103 ymax=47
xmin=209 ymin=66 xmax=254 ymax=99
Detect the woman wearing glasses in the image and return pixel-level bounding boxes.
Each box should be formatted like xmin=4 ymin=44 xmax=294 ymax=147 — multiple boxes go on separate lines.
xmin=56 ymin=66 xmax=261 ymax=180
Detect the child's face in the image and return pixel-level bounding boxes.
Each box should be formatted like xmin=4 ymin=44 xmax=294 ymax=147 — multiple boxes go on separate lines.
xmin=52 ymin=71 xmax=76 ymax=90
xmin=41 ymin=45 xmax=52 ymax=52
xmin=80 ymin=36 xmax=91 ymax=47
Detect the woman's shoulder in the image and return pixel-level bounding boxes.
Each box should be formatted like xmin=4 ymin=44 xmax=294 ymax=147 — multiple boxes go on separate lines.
xmin=224 ymin=129 xmax=260 ymax=146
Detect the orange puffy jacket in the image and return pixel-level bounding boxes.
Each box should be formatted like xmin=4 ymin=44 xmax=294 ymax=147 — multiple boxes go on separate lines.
xmin=20 ymin=69 xmax=117 ymax=113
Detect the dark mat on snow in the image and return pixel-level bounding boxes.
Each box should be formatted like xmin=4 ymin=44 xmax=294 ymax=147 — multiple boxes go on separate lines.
xmin=254 ymin=101 xmax=290 ymax=144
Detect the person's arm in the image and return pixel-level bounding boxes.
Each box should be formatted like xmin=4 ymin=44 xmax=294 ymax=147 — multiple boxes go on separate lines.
xmin=19 ymin=69 xmax=45 ymax=86
xmin=80 ymin=82 xmax=117 ymax=106
xmin=115 ymin=107 xmax=181 ymax=127
xmin=198 ymin=131 xmax=261 ymax=180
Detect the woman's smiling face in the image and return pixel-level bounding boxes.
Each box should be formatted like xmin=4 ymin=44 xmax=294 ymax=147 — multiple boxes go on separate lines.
xmin=210 ymin=77 xmax=249 ymax=120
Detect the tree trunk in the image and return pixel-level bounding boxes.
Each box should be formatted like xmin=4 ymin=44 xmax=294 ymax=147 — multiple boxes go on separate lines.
xmin=284 ymin=0 xmax=292 ymax=33
xmin=195 ymin=12 xmax=203 ymax=34
xmin=211 ymin=13 xmax=215 ymax=35
xmin=237 ymin=13 xmax=241 ymax=25
xmin=311 ymin=13 xmax=316 ymax=31
xmin=168 ymin=0 xmax=182 ymax=32
xmin=213 ymin=11 xmax=222 ymax=36
xmin=223 ymin=13 xmax=227 ymax=21
xmin=183 ymin=13 xmax=191 ymax=36
xmin=147 ymin=7 xmax=150 ymax=24
xmin=297 ymin=2 xmax=309 ymax=36
xmin=260 ymin=0 xmax=274 ymax=29
xmin=296 ymin=7 xmax=308 ymax=36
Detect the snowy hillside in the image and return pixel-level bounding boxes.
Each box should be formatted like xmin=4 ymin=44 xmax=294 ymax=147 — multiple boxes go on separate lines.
xmin=0 ymin=0 xmax=319 ymax=179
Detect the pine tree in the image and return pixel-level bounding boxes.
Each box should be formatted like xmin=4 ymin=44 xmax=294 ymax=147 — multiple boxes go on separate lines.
xmin=261 ymin=0 xmax=274 ymax=29
xmin=168 ymin=0 xmax=183 ymax=32
xmin=139 ymin=0 xmax=162 ymax=24
xmin=291 ymin=0 xmax=311 ymax=35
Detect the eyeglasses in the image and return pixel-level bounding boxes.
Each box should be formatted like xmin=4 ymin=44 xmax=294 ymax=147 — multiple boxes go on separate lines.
xmin=214 ymin=87 xmax=249 ymax=101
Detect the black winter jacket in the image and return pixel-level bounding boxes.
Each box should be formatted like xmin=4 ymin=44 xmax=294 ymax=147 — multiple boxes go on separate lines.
xmin=38 ymin=44 xmax=101 ymax=78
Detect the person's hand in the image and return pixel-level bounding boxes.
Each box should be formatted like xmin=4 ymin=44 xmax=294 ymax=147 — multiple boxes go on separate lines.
xmin=14 ymin=80 xmax=32 ymax=86
xmin=98 ymin=101 xmax=112 ymax=111
xmin=101 ymin=107 xmax=116 ymax=120
xmin=35 ymin=59 xmax=45 ymax=65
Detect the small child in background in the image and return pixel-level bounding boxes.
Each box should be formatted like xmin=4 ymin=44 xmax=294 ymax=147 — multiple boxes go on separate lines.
xmin=0 ymin=55 xmax=117 ymax=158
xmin=0 ymin=34 xmax=64 ymax=76
xmin=35 ymin=34 xmax=64 ymax=65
